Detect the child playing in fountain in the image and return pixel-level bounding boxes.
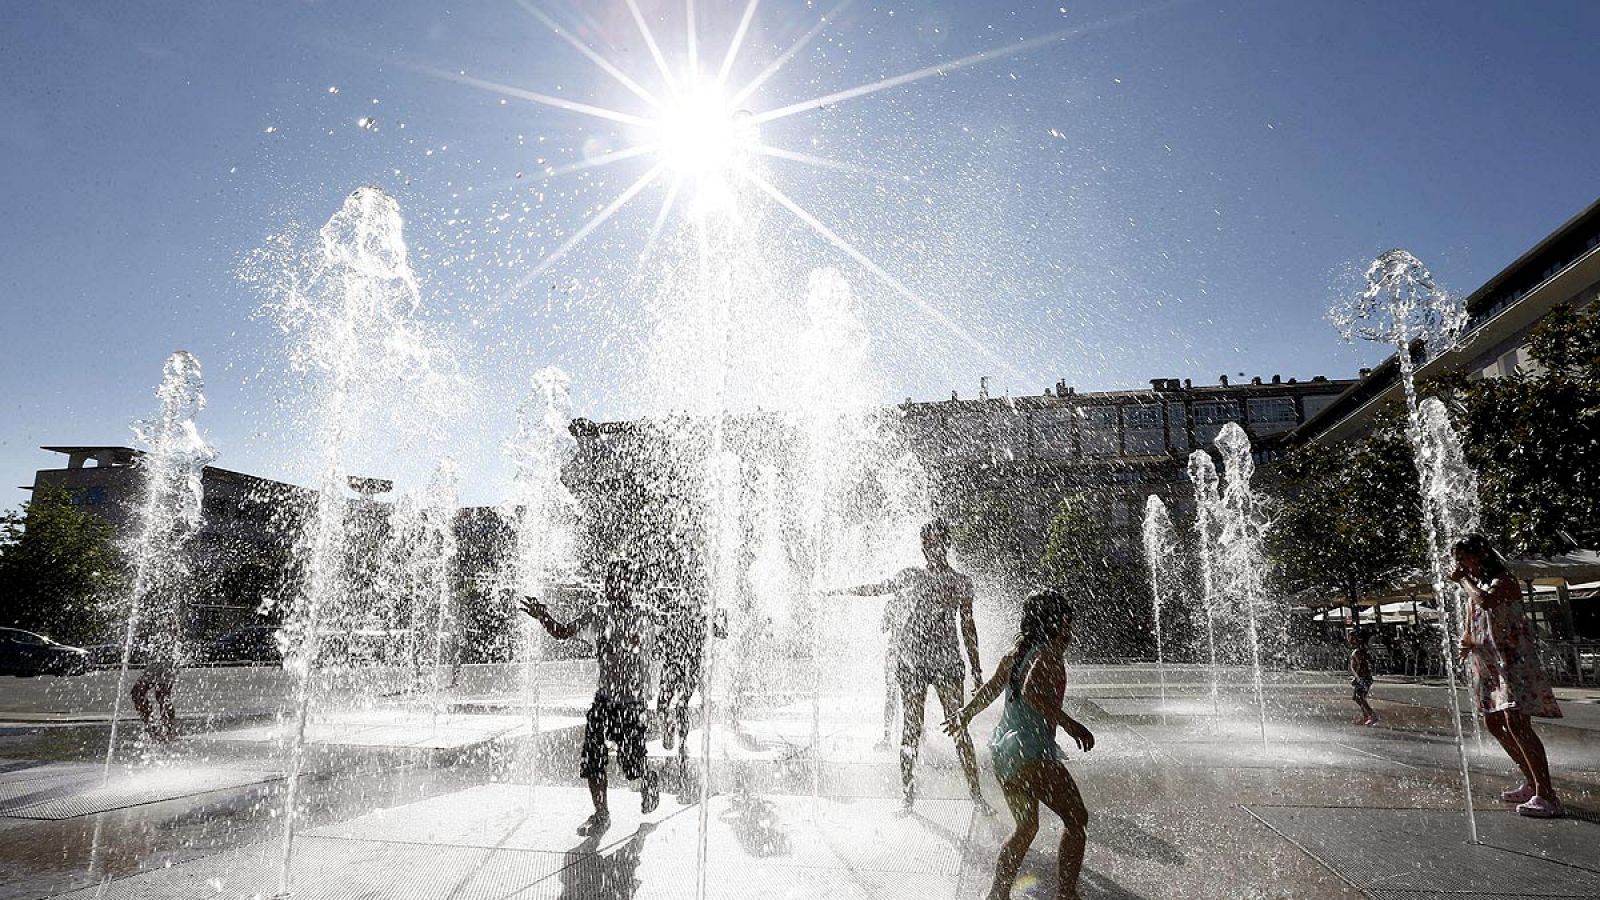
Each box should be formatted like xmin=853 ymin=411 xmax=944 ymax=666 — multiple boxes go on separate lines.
xmin=833 ymin=519 xmax=991 ymax=815
xmin=521 ymin=557 xmax=661 ymax=836
xmin=944 ymin=590 xmax=1093 ymax=900
xmin=1348 ymin=629 xmax=1377 ymax=726
xmin=1451 ymin=532 xmax=1564 ymax=818
xmin=655 ymin=572 xmax=727 ymax=757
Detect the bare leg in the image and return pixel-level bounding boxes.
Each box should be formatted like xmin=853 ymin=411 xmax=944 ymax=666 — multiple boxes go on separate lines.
xmin=1505 ymin=711 xmax=1557 ymax=799
xmin=898 ymin=676 xmax=924 ymax=804
xmin=935 ymin=680 xmax=987 ymax=804
xmin=132 ymin=680 xmax=152 ymax=733
xmin=579 ymin=770 xmax=611 ymax=835
xmin=882 ymin=655 xmax=898 ymax=744
xmin=1023 ymin=760 xmax=1089 ymax=900
xmin=156 ymin=683 xmax=177 ymax=741
xmin=1485 ymin=711 xmax=1536 ymax=787
xmin=989 ymin=783 xmax=1039 ymax=900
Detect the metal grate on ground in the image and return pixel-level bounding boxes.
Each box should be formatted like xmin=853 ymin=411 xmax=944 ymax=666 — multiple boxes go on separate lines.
xmin=1246 ymin=804 xmax=1600 ymax=898
xmin=0 ymin=764 xmax=280 ymax=820
xmin=49 ymin=835 xmax=571 ymax=900
xmin=49 ymin=794 xmax=977 ymax=900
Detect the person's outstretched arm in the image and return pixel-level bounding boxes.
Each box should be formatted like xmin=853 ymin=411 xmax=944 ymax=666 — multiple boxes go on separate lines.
xmin=520 ymin=597 xmax=590 ymax=640
xmin=958 ymin=578 xmax=982 ymax=688
xmin=1022 ymin=659 xmax=1094 ymax=752
xmin=828 ymin=575 xmax=900 ymax=597
xmin=943 ymin=648 xmax=1017 ymax=735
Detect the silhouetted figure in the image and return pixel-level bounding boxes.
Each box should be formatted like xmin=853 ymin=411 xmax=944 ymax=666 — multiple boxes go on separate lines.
xmin=522 ymin=558 xmax=661 ymax=836
xmin=834 ymin=519 xmax=989 ymax=814
xmin=946 ymin=591 xmax=1093 ymax=900
xmin=132 ymin=594 xmax=180 ymax=742
xmin=1452 ymin=533 xmax=1564 ymax=818
xmin=655 ymin=579 xmax=726 ymax=757
xmin=1348 ymin=629 xmax=1377 ymax=726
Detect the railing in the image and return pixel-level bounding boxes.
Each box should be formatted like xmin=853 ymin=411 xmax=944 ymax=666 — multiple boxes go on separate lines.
xmin=1541 ymin=641 xmax=1600 ymax=687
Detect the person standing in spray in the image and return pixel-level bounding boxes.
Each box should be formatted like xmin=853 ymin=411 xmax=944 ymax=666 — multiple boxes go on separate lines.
xmin=1452 ymin=533 xmax=1564 ymax=818
xmin=833 ymin=519 xmax=991 ymax=814
xmin=522 ymin=557 xmax=661 ymax=836
xmin=654 ymin=567 xmax=727 ymax=757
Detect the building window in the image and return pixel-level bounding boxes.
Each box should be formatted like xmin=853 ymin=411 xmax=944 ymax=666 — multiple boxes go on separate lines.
xmin=1124 ymin=405 xmax=1165 ymax=455
xmin=1029 ymin=411 xmax=1076 ymax=459
xmin=1081 ymin=407 xmax=1119 ymax=456
xmin=1192 ymin=400 xmax=1239 ymax=445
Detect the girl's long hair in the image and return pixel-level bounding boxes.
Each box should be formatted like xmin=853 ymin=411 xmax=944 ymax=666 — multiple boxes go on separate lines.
xmin=1451 ymin=532 xmax=1510 ymax=580
xmin=1017 ymin=590 xmax=1073 ymax=656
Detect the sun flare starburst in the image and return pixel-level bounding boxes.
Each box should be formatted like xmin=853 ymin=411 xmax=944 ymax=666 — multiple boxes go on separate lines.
xmin=406 ymin=1 xmax=1145 ymax=377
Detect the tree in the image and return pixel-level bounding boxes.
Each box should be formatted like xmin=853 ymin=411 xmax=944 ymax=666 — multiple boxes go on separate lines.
xmin=1453 ymin=302 xmax=1600 ymax=554
xmin=1269 ymin=422 xmax=1425 ymax=616
xmin=1036 ymin=493 xmax=1150 ymax=660
xmin=0 ymin=488 xmax=124 ymax=644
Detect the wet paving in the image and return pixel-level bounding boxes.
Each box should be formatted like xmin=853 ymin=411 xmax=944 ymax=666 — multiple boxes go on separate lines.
xmin=0 ymin=664 xmax=1596 ymax=899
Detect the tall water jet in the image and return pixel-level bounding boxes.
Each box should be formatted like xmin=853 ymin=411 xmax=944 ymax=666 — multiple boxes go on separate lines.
xmin=1333 ymin=249 xmax=1477 ymax=844
xmin=1141 ymin=495 xmax=1176 ymax=719
xmin=1214 ymin=423 xmax=1269 ymax=748
xmin=414 ymin=460 xmax=460 ymax=721
xmin=105 ymin=351 xmax=217 ymax=771
xmin=501 ymin=366 xmax=580 ymax=787
xmin=1187 ymin=451 xmax=1223 ymax=716
xmin=793 ymin=268 xmax=872 ymax=789
xmin=260 ymin=186 xmax=444 ymax=895
xmin=1418 ymin=397 xmax=1485 ymax=750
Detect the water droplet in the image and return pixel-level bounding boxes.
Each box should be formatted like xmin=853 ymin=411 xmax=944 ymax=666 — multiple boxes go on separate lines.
xmin=358 ymin=116 xmax=378 ymax=131
xmin=327 ymin=85 xmax=339 ymax=94
xmin=264 ymin=126 xmax=277 ymax=134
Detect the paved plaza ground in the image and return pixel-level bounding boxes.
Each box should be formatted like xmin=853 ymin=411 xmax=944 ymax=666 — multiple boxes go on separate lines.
xmin=0 ymin=663 xmax=1596 ymax=899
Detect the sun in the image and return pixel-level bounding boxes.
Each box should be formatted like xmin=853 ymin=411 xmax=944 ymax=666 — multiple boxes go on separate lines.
xmin=650 ymin=84 xmax=756 ymax=183
xmin=405 ymin=0 xmax=1108 ymax=379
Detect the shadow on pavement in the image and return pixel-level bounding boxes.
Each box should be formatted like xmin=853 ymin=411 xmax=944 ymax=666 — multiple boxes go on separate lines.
xmin=1088 ymin=813 xmax=1185 ymax=866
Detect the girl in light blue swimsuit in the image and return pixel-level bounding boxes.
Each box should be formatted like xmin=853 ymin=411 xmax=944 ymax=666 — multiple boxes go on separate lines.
xmin=945 ymin=591 xmax=1094 ymax=900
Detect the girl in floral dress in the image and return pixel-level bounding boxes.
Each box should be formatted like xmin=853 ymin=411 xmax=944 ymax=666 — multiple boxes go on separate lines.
xmin=1451 ymin=533 xmax=1564 ymax=818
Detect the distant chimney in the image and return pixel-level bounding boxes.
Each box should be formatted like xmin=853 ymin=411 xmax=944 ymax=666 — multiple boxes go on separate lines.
xmin=1311 ymin=375 xmax=1328 ymax=383
xmin=1183 ymin=378 xmax=1192 ymax=389
xmin=1219 ymin=375 xmax=1229 ymax=386
xmin=951 ymin=390 xmax=959 ymax=402
xmin=1250 ymin=376 xmax=1262 ymax=386
xmin=1056 ymin=379 xmax=1069 ymax=396
xmin=1271 ymin=374 xmax=1281 ymax=385
xmin=1358 ymin=367 xmax=1372 ymax=379
xmin=1287 ymin=377 xmax=1298 ymax=385
xmin=979 ymin=376 xmax=991 ymax=401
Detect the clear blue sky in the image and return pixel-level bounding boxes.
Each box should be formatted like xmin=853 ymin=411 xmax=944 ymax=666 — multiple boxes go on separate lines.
xmin=4 ymin=0 xmax=1599 ymax=506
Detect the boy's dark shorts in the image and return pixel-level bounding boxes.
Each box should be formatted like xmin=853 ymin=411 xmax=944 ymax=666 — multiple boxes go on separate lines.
xmin=1351 ymin=677 xmax=1373 ymax=700
xmin=581 ymin=693 xmax=648 ymax=781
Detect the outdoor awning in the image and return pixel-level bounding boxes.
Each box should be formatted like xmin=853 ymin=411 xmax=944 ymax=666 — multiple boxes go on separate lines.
xmin=1505 ymin=550 xmax=1600 ymax=584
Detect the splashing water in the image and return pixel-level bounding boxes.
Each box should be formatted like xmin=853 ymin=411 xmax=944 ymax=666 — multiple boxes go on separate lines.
xmin=1141 ymin=495 xmax=1177 ymax=719
xmin=1418 ymin=397 xmax=1487 ymax=750
xmin=1187 ymin=451 xmax=1224 ymax=717
xmin=1214 ymin=423 xmax=1269 ymax=748
xmin=1335 ymin=250 xmax=1477 ymax=844
xmin=258 ymin=186 xmax=456 ymax=897
xmin=501 ymin=366 xmax=581 ymax=790
xmin=105 ymin=351 xmax=218 ymax=775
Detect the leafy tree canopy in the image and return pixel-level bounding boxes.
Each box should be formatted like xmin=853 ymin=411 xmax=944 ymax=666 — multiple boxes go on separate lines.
xmin=1269 ymin=420 xmax=1424 ymax=608
xmin=1453 ymin=302 xmax=1600 ymax=554
xmin=0 ymin=488 xmax=124 ymax=644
